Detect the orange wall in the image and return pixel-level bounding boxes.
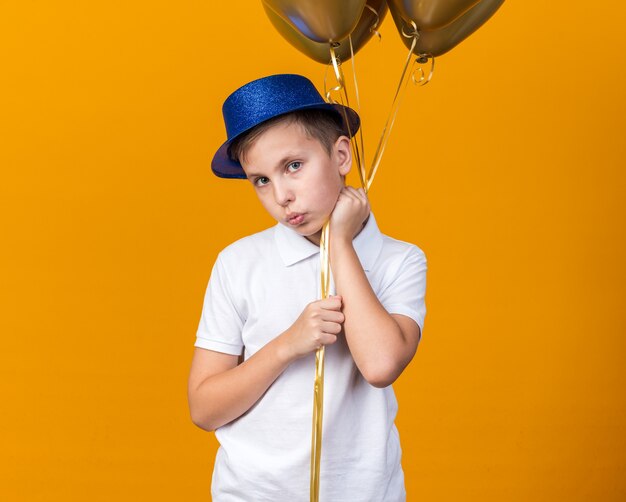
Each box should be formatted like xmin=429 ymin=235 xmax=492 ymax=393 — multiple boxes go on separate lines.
xmin=1 ymin=1 xmax=625 ymax=500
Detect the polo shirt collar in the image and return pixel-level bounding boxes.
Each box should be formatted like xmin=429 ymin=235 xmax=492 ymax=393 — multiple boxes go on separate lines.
xmin=273 ymin=212 xmax=384 ymax=271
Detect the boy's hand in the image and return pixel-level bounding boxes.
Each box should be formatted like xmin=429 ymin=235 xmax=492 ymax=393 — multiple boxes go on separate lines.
xmin=278 ymin=296 xmax=344 ymax=361
xmin=329 ymin=186 xmax=370 ymax=243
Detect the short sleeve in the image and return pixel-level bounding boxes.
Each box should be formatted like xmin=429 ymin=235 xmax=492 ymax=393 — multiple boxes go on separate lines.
xmin=194 ymin=253 xmax=245 ymax=355
xmin=378 ymin=246 xmax=427 ymax=341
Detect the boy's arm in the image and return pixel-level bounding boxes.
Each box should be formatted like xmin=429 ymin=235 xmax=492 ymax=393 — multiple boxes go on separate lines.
xmin=188 ymin=340 xmax=292 ymax=432
xmin=329 ymin=187 xmax=422 ymax=388
xmin=188 ymin=296 xmax=344 ymax=431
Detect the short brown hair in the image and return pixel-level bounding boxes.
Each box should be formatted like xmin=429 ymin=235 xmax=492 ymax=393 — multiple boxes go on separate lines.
xmin=228 ymin=109 xmax=346 ymax=166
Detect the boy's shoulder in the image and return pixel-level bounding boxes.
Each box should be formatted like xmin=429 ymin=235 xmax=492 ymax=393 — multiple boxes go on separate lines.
xmin=351 ymin=213 xmax=426 ymax=277
xmin=378 ymin=231 xmax=427 ymax=267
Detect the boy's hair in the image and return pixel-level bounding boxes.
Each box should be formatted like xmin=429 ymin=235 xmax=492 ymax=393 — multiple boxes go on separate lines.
xmin=228 ymin=109 xmax=346 ymax=166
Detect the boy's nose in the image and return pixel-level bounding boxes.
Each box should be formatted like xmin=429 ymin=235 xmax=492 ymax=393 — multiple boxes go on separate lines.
xmin=273 ymin=183 xmax=294 ymax=206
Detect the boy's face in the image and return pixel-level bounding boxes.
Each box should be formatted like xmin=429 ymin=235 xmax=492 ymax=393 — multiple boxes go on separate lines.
xmin=240 ymin=120 xmax=351 ymax=245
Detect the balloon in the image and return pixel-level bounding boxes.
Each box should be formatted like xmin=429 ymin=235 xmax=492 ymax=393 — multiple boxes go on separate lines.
xmin=262 ymin=0 xmax=367 ymax=43
xmin=387 ymin=0 xmax=482 ymax=30
xmin=389 ymin=0 xmax=504 ymax=57
xmin=263 ymin=0 xmax=387 ymax=64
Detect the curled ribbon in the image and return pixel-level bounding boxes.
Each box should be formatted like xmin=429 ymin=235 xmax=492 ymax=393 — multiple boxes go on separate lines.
xmin=412 ymin=56 xmax=435 ymax=86
xmin=365 ymin=3 xmax=382 ymax=41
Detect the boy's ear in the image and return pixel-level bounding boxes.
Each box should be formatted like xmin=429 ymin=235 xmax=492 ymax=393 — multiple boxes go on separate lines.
xmin=334 ymin=135 xmax=352 ymax=176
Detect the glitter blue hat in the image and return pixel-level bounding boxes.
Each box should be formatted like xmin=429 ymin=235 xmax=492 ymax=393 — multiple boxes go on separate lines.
xmin=211 ymin=74 xmax=360 ymax=179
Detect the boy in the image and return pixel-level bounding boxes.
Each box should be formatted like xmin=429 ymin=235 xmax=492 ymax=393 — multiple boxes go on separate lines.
xmin=188 ymin=74 xmax=427 ymax=501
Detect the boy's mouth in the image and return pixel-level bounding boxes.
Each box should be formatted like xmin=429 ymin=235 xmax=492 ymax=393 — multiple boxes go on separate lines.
xmin=286 ymin=213 xmax=305 ymax=226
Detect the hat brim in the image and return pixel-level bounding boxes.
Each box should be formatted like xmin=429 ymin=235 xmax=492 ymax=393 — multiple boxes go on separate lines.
xmin=211 ymin=103 xmax=361 ymax=179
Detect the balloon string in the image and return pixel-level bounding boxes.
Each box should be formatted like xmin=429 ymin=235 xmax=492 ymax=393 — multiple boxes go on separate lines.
xmin=312 ymin=24 xmax=434 ymax=501
xmin=349 ymin=34 xmax=367 ymax=189
xmin=313 ymin=45 xmax=367 ymax=502
xmin=366 ymin=21 xmax=420 ymax=192
xmin=326 ymin=44 xmax=366 ymax=190
xmin=312 ymin=38 xmax=371 ymax=501
xmin=331 ymin=45 xmax=366 ymax=188
xmin=310 ymin=220 xmax=330 ymax=502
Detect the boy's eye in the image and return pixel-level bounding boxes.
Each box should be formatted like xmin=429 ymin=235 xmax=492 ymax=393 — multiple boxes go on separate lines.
xmin=287 ymin=161 xmax=302 ymax=172
xmin=255 ymin=177 xmax=270 ymax=187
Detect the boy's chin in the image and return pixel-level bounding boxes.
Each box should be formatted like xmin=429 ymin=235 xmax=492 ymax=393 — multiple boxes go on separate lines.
xmin=302 ymin=228 xmax=325 ymax=245
xmin=287 ymin=221 xmax=324 ymax=244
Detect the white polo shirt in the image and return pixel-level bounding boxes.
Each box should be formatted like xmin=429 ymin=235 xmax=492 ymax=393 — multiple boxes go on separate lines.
xmin=195 ymin=213 xmax=427 ymax=502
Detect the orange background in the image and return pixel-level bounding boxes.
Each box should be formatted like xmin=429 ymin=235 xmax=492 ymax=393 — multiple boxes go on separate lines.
xmin=2 ymin=1 xmax=625 ymax=500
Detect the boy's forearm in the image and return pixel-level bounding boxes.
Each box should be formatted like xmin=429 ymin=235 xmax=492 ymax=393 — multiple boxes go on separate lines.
xmin=330 ymin=238 xmax=414 ymax=387
xmin=191 ymin=336 xmax=294 ymax=431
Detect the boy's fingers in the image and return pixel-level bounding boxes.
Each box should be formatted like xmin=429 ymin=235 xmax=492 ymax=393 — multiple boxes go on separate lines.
xmin=322 ymin=334 xmax=338 ymax=345
xmin=321 ymin=321 xmax=342 ymax=335
xmin=321 ymin=310 xmax=345 ymax=324
xmin=346 ymin=185 xmax=365 ymax=195
xmin=343 ymin=186 xmax=360 ymax=199
xmin=342 ymin=186 xmax=368 ymax=203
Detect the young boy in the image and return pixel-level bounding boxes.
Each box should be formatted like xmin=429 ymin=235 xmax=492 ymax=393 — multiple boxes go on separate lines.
xmin=188 ymin=74 xmax=427 ymax=501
